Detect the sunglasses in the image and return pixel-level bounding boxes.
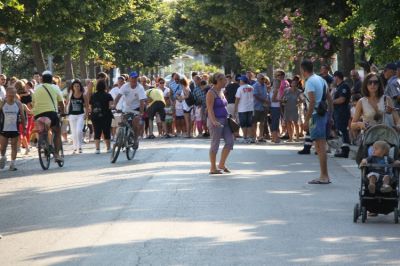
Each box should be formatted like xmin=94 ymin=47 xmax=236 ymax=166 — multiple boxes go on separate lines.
xmin=159 ymin=82 xmax=165 ymax=84
xmin=368 ymin=80 xmax=379 ymax=85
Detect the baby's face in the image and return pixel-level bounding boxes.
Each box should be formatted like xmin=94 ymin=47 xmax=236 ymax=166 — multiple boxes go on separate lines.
xmin=373 ymin=146 xmax=386 ymax=157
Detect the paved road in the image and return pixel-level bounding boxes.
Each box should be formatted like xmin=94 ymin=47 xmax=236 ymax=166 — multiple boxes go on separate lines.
xmin=0 ymin=138 xmax=400 ymax=265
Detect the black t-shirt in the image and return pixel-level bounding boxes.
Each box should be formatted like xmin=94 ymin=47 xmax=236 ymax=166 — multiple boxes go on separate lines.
xmin=225 ymin=82 xmax=240 ymax=104
xmin=69 ymin=95 xmax=85 ymax=115
xmin=90 ymin=92 xmax=113 ymax=120
xmin=333 ymin=82 xmax=351 ymax=113
xmin=20 ymin=94 xmax=32 ymax=105
xmin=321 ymin=74 xmax=334 ymax=86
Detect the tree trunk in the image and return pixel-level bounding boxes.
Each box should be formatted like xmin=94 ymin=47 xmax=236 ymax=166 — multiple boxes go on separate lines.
xmin=64 ymin=52 xmax=74 ymax=81
xmin=89 ymin=58 xmax=95 ymax=79
xmin=31 ymin=41 xmax=46 ymax=73
xmin=79 ymin=47 xmax=88 ymax=79
xmin=338 ymin=38 xmax=355 ymax=78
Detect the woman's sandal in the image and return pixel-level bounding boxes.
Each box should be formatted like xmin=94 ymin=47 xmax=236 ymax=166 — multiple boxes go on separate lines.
xmin=308 ymin=179 xmax=331 ymax=184
xmin=218 ymin=167 xmax=231 ymax=173
xmin=209 ymin=170 xmax=223 ymax=175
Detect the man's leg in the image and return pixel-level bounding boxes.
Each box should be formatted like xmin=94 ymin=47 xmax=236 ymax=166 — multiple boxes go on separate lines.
xmin=53 ymin=125 xmax=62 ymax=160
xmin=0 ymin=135 xmax=8 ymax=169
xmin=315 ymin=139 xmax=329 ymax=180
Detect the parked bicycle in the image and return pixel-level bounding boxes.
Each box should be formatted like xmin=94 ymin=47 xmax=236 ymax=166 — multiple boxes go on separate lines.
xmin=110 ymin=112 xmax=138 ymax=163
xmin=35 ymin=116 xmax=65 ymax=170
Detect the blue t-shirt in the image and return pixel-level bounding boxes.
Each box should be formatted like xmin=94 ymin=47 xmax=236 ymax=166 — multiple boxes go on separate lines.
xmin=304 ymin=74 xmax=327 ymax=114
xmin=253 ymin=81 xmax=267 ymax=111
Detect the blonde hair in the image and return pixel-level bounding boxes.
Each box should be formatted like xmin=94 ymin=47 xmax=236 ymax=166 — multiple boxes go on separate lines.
xmin=373 ymin=141 xmax=390 ymax=155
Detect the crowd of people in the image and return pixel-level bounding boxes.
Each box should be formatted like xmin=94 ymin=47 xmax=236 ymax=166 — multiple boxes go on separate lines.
xmin=0 ymin=59 xmax=400 ymax=174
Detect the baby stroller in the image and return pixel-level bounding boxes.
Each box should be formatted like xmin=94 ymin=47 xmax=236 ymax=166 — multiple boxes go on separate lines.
xmin=353 ymin=124 xmax=400 ymax=223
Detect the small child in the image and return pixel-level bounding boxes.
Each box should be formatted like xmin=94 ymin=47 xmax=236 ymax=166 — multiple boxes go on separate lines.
xmin=164 ymin=97 xmax=173 ymax=136
xmin=360 ymin=140 xmax=400 ymax=194
xmin=175 ymin=98 xmax=185 ymax=137
xmin=195 ymin=105 xmax=203 ymax=136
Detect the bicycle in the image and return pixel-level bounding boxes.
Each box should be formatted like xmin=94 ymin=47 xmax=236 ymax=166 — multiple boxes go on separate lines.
xmin=35 ymin=115 xmax=65 ymax=170
xmin=110 ymin=112 xmax=138 ymax=163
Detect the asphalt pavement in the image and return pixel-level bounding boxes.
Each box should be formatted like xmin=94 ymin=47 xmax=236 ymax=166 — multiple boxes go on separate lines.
xmin=0 ymin=138 xmax=399 ymax=266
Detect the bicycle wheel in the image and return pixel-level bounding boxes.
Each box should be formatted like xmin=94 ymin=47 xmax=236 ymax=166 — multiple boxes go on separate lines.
xmin=126 ymin=130 xmax=137 ymax=160
xmin=57 ymin=143 xmax=64 ymax=167
xmin=38 ymin=136 xmax=50 ymax=170
xmin=111 ymin=128 xmax=124 ymax=163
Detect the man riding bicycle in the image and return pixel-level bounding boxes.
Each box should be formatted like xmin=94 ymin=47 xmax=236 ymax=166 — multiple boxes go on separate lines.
xmin=32 ymin=71 xmax=65 ymax=162
xmin=113 ymin=72 xmax=147 ymax=149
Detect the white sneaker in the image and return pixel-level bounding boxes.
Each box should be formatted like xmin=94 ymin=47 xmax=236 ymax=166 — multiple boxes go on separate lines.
xmin=95 ymin=149 xmax=100 ymax=154
xmin=0 ymin=156 xmax=6 ymax=169
xmin=9 ymin=164 xmax=17 ymax=171
xmin=106 ymin=148 xmax=112 ymax=153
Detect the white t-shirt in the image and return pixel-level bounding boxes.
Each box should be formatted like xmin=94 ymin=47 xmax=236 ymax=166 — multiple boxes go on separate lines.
xmin=0 ymin=85 xmax=6 ymax=100
xmin=175 ymin=100 xmax=184 ymax=116
xmin=160 ymin=87 xmax=171 ymax=98
xmin=110 ymin=87 xmax=124 ymax=110
xmin=235 ymin=84 xmax=254 ymax=112
xmin=118 ymin=83 xmax=147 ymax=113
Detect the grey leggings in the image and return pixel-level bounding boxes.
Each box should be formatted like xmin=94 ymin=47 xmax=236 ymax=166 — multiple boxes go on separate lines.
xmin=207 ymin=117 xmax=234 ymax=154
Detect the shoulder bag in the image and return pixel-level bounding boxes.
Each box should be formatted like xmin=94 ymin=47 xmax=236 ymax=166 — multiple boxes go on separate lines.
xmin=316 ymin=83 xmax=327 ymax=116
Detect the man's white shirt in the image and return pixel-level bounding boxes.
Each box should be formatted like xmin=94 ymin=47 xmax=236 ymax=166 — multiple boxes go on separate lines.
xmin=118 ymin=83 xmax=147 ymax=113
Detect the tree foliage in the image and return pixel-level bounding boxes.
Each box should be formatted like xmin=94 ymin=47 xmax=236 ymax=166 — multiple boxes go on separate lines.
xmin=0 ymin=0 xmax=183 ymax=77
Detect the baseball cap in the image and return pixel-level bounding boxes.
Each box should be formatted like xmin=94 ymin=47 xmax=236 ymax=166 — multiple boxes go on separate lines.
xmin=385 ymin=63 xmax=397 ymax=71
xmin=257 ymin=73 xmax=266 ymax=79
xmin=42 ymin=70 xmax=52 ymax=76
xmin=239 ymin=75 xmax=249 ymax=83
xmin=234 ymin=74 xmax=241 ymax=81
xmin=129 ymin=71 xmax=139 ymax=78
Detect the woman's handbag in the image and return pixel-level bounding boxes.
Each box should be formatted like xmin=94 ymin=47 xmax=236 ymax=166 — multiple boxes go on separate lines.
xmin=227 ymin=115 xmax=240 ymax=133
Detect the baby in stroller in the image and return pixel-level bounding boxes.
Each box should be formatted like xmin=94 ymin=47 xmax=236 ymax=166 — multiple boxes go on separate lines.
xmin=360 ymin=140 xmax=400 ymax=194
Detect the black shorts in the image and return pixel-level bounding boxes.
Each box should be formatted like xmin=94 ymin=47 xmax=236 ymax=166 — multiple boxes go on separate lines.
xmin=35 ymin=111 xmax=60 ymax=128
xmin=0 ymin=131 xmax=19 ymax=138
xmin=176 ymin=116 xmax=184 ymax=120
xmin=92 ymin=118 xmax=112 ymax=140
xmin=148 ymin=101 xmax=166 ymax=121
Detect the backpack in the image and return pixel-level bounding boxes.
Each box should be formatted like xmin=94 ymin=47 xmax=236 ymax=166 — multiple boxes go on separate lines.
xmin=91 ymin=96 xmax=104 ymax=119
xmin=185 ymin=90 xmax=195 ymax=107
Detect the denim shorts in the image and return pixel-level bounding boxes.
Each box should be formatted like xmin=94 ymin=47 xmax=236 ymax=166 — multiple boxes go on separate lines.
xmin=239 ymin=111 xmax=253 ymax=128
xmin=310 ymin=113 xmax=328 ymax=140
xmin=270 ymin=107 xmax=281 ymax=132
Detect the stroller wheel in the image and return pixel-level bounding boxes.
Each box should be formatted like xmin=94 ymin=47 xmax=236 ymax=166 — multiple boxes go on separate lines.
xmin=361 ymin=207 xmax=367 ymax=223
xmin=353 ymin=204 xmax=360 ymax=223
xmin=394 ymin=208 xmax=399 ymax=224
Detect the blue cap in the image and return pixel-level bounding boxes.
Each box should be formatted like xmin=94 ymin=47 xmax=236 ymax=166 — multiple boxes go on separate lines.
xmin=129 ymin=71 xmax=139 ymax=78
xmin=385 ymin=63 xmax=397 ymax=71
xmin=239 ymin=75 xmax=249 ymax=83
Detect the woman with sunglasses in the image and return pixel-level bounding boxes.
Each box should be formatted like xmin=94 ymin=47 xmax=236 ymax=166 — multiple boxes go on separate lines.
xmin=351 ymin=72 xmax=400 ymax=131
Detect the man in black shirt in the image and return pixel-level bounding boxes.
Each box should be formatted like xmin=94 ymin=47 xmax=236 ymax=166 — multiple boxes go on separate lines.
xmin=225 ymin=74 xmax=241 ymax=118
xmin=320 ymin=64 xmax=333 ymax=88
xmin=350 ymin=69 xmax=362 ymax=96
xmin=332 ymin=71 xmax=351 ymax=158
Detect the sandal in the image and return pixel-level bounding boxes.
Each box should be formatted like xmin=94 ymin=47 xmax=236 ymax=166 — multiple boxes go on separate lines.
xmin=209 ymin=170 xmax=223 ymax=175
xmin=308 ymin=179 xmax=331 ymax=184
xmin=218 ymin=167 xmax=231 ymax=173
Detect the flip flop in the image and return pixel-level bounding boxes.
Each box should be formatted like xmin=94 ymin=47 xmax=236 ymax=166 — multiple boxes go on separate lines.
xmin=209 ymin=170 xmax=223 ymax=175
xmin=308 ymin=179 xmax=331 ymax=184
xmin=218 ymin=167 xmax=231 ymax=173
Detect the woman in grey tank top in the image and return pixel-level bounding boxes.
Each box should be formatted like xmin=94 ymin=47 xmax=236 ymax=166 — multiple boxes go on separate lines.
xmin=0 ymin=87 xmax=26 ymax=171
